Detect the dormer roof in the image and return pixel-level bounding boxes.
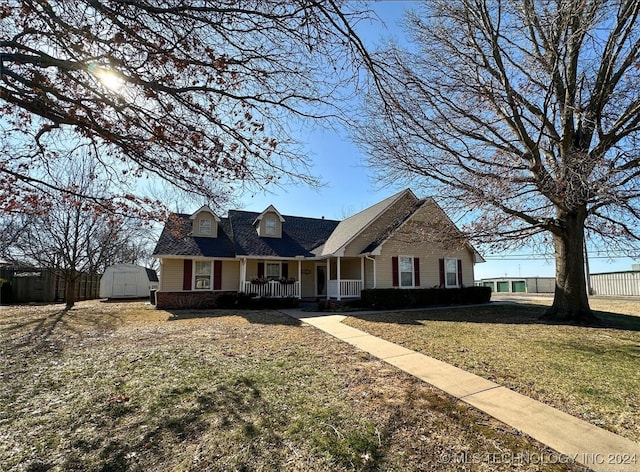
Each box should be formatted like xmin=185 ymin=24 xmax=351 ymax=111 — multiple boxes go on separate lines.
xmin=252 ymin=204 xmax=285 ymax=225
xmin=189 ymin=205 xmax=221 ymax=221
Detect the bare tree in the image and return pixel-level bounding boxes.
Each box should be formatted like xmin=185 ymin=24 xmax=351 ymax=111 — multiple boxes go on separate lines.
xmin=12 ymin=155 xmax=151 ymax=308
xmin=0 ymin=0 xmax=375 ymax=217
xmin=357 ymin=0 xmax=640 ymax=323
xmin=0 ymin=214 xmax=26 ymax=259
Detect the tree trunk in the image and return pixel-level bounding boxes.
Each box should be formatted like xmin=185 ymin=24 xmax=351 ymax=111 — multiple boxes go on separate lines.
xmin=542 ymin=210 xmax=599 ymax=324
xmin=65 ymin=270 xmax=77 ymax=310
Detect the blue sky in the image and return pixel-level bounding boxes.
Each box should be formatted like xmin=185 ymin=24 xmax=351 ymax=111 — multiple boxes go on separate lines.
xmin=232 ymin=1 xmax=638 ymax=279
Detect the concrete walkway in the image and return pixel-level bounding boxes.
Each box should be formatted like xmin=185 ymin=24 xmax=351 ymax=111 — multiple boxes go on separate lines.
xmin=281 ymin=309 xmax=640 ymax=472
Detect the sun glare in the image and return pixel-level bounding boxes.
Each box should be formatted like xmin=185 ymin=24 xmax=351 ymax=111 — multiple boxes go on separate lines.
xmin=88 ymin=64 xmax=124 ymax=91
xmin=96 ymin=69 xmax=124 ymax=91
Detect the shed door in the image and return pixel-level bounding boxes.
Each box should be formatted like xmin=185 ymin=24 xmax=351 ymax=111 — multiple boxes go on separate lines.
xmin=496 ymin=281 xmax=510 ymax=292
xmin=113 ymin=271 xmax=138 ymax=297
xmin=511 ymin=281 xmax=526 ymax=292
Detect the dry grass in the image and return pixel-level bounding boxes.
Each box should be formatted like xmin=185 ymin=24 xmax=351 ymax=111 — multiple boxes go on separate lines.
xmin=0 ymin=300 xmax=588 ymax=471
xmin=343 ymin=295 xmax=640 ymax=444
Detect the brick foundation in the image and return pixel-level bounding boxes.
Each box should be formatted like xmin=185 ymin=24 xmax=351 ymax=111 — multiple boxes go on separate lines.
xmin=155 ymin=291 xmax=235 ymax=310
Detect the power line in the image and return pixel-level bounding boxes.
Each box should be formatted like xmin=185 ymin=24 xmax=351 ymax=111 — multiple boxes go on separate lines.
xmin=484 ymin=253 xmax=640 ymax=261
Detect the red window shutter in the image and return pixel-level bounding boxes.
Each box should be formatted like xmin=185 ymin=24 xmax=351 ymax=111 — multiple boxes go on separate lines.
xmin=392 ymin=256 xmax=399 ymax=287
xmin=457 ymin=259 xmax=463 ymax=286
xmin=183 ymin=259 xmax=192 ymax=291
xmin=213 ymin=260 xmax=223 ymax=290
xmin=413 ymin=257 xmax=420 ymax=287
xmin=439 ymin=258 xmax=445 ymax=287
xmin=257 ymin=262 xmax=265 ymax=278
xmin=282 ymin=262 xmax=289 ymax=279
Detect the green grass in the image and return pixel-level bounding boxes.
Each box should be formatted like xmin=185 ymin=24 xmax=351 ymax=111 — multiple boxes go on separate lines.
xmin=343 ymin=298 xmax=640 ymax=442
xmin=0 ymin=301 xmax=588 ymax=471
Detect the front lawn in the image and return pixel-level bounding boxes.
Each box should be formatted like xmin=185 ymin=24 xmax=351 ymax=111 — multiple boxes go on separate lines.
xmin=343 ymin=296 xmax=640 ymax=443
xmin=0 ymin=301 xmax=587 ymax=471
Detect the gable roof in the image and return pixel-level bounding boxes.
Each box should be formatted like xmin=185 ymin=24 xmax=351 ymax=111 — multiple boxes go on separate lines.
xmin=252 ymin=204 xmax=285 ymax=225
xmin=320 ymin=189 xmax=417 ymax=256
xmin=152 ymin=188 xmax=483 ymax=262
xmin=360 ymin=197 xmax=427 ymax=254
xmin=360 ymin=197 xmax=485 ymax=262
xmin=189 ymin=204 xmax=220 ymax=221
xmin=152 ymin=211 xmax=339 ymax=259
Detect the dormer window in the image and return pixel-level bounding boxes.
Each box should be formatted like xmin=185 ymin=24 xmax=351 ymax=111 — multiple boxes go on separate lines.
xmin=189 ymin=205 xmax=220 ymax=238
xmin=265 ymin=217 xmax=276 ymax=235
xmin=253 ymin=205 xmax=285 ymax=238
xmin=199 ymin=217 xmax=212 ymax=235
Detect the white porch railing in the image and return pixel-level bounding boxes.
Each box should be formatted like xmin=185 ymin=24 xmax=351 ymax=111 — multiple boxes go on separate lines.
xmin=327 ymin=279 xmax=363 ymax=299
xmin=243 ymin=281 xmax=300 ymax=298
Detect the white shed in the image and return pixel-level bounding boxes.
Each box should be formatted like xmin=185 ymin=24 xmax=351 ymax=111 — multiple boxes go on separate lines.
xmin=100 ymin=264 xmax=159 ymax=299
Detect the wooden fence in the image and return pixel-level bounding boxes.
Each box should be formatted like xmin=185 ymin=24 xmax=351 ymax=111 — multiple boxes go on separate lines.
xmin=0 ymin=269 xmax=100 ymax=304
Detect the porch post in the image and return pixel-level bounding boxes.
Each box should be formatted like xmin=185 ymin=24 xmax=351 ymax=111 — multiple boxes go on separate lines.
xmin=373 ymin=257 xmax=377 ymax=288
xmin=326 ymin=258 xmax=331 ymax=300
xmin=239 ymin=258 xmax=247 ymax=292
xmin=360 ymin=257 xmax=365 ymax=290
xmin=297 ymin=258 xmax=302 ymax=298
xmin=336 ymin=256 xmax=341 ymax=301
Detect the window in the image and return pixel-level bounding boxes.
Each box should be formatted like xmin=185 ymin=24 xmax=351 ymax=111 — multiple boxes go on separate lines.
xmin=199 ymin=217 xmax=212 ymax=235
xmin=445 ymin=258 xmax=459 ymax=287
xmin=399 ymin=256 xmax=414 ymax=287
xmin=194 ymin=261 xmax=212 ymax=289
xmin=265 ymin=217 xmax=277 ymax=235
xmin=266 ymin=262 xmax=280 ymax=280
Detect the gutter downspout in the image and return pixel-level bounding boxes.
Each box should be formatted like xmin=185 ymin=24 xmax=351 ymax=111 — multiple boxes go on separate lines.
xmin=365 ymin=255 xmax=376 ymax=288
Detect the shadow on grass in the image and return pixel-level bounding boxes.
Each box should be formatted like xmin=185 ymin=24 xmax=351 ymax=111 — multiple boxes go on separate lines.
xmin=58 ymin=374 xmax=280 ymax=472
xmin=0 ymin=305 xmax=125 ymax=352
xmin=349 ymin=303 xmax=640 ymax=332
xmin=166 ymin=309 xmax=301 ymax=326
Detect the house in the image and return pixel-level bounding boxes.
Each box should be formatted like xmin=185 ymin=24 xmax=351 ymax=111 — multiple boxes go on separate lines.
xmin=152 ymin=189 xmax=484 ymax=309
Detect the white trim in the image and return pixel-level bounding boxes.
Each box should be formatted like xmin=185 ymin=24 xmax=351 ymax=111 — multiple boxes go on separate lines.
xmin=239 ymin=258 xmax=247 ymax=292
xmin=252 ymin=204 xmax=286 ymax=224
xmin=265 ymin=261 xmax=282 ymax=280
xmin=444 ymin=258 xmax=460 ymax=288
xmin=398 ymin=255 xmax=415 ymax=288
xmin=153 ymin=255 xmax=237 ymax=260
xmin=199 ymin=217 xmax=213 ymax=235
xmin=189 ymin=205 xmax=221 ymax=221
xmin=336 ymin=256 xmax=342 ymax=301
xmin=193 ymin=260 xmax=213 ymax=291
xmin=264 ymin=216 xmax=277 ymax=235
xmin=365 ymin=255 xmax=377 ymax=288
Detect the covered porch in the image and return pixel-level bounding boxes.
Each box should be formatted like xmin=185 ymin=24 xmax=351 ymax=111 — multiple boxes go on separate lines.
xmin=324 ymin=255 xmax=372 ymax=300
xmin=242 ymin=279 xmax=301 ymax=298
xmin=239 ymin=257 xmax=305 ymax=298
xmin=237 ymin=256 xmax=372 ymax=299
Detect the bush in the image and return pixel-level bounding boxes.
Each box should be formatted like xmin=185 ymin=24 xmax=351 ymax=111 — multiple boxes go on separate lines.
xmin=0 ymin=280 xmax=12 ymax=305
xmin=214 ymin=292 xmax=299 ymax=310
xmin=360 ymin=286 xmax=491 ymax=310
xmin=215 ymin=292 xmax=238 ymax=309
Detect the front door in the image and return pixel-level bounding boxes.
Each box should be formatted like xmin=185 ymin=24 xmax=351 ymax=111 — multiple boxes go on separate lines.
xmin=316 ymin=265 xmax=327 ymax=296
